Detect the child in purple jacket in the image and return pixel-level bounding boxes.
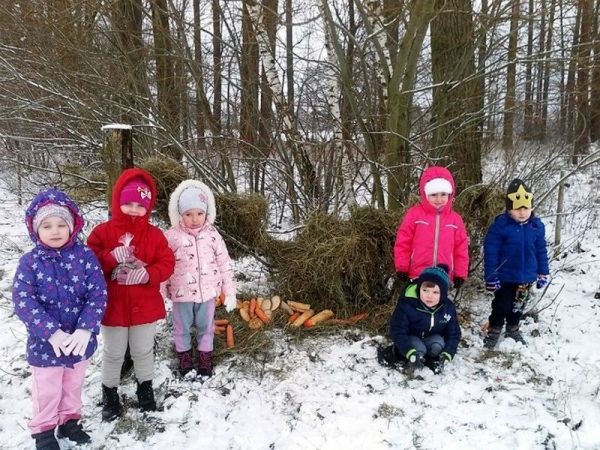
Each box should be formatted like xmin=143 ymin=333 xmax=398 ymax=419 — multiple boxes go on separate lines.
xmin=12 ymin=188 xmax=107 ymax=450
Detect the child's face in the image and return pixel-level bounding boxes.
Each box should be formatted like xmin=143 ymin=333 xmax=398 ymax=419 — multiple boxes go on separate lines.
xmin=420 ymin=283 xmax=441 ymax=308
xmin=37 ymin=216 xmax=70 ymax=248
xmin=120 ymin=202 xmax=148 ymax=217
xmin=509 ymin=207 xmax=532 ymax=223
xmin=427 ymin=193 xmax=449 ymax=209
xmin=182 ymin=208 xmax=207 ymax=229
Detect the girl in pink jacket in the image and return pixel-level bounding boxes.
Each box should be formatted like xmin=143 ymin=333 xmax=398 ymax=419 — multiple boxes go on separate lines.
xmin=393 ymin=166 xmax=469 ymax=286
xmin=163 ymin=180 xmax=236 ymax=377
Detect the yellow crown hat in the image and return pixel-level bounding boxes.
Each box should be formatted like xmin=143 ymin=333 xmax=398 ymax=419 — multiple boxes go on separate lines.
xmin=506 ymin=178 xmax=533 ymax=210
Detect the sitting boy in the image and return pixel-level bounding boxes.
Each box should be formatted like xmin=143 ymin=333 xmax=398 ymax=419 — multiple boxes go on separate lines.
xmin=378 ymin=266 xmax=461 ymax=374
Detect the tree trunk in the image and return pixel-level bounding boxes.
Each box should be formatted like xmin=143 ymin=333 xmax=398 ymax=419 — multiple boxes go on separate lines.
xmin=430 ymin=0 xmax=482 ymax=191
xmin=502 ymin=0 xmax=519 ymax=151
xmin=565 ymin=6 xmax=581 ymax=143
xmin=193 ymin=0 xmax=206 ymax=152
xmin=573 ymin=0 xmax=593 ymax=160
xmin=539 ymin=0 xmax=556 ymax=141
xmin=523 ymin=0 xmax=535 ymax=138
xmin=589 ymin=0 xmax=600 ymax=142
xmin=150 ymin=0 xmax=181 ymax=160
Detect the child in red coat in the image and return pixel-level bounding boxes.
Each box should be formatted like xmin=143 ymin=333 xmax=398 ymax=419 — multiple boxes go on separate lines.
xmin=393 ymin=166 xmax=469 ymax=287
xmin=87 ymin=168 xmax=175 ymax=421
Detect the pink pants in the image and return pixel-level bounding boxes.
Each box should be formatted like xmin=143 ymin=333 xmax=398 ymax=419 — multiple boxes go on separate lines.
xmin=29 ymin=359 xmax=90 ymax=434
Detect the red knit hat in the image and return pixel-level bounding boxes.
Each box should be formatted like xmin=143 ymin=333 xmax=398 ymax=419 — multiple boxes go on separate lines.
xmin=119 ymin=178 xmax=152 ymax=209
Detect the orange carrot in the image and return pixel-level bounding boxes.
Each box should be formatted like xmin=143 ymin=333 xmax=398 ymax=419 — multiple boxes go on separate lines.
xmin=288 ymin=312 xmax=301 ymax=324
xmin=255 ymin=306 xmax=270 ymax=324
xmin=348 ymin=312 xmax=368 ymax=323
xmin=214 ymin=325 xmax=226 ymax=335
xmin=226 ymin=325 xmax=234 ymax=348
xmin=292 ymin=309 xmax=315 ymax=327
xmin=249 ymin=298 xmax=257 ymax=318
xmin=215 ymin=319 xmax=229 ymax=327
xmin=288 ymin=301 xmax=311 ymax=312
xmin=304 ymin=310 xmax=334 ymax=328
xmin=215 ymin=291 xmax=225 ymax=307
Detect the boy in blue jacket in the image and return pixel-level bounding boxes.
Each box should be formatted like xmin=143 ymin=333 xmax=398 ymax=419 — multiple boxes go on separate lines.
xmin=483 ymin=178 xmax=549 ymax=348
xmin=379 ymin=266 xmax=461 ymax=374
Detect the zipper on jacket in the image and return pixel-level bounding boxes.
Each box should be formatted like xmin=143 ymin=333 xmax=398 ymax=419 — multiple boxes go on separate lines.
xmin=432 ymin=213 xmax=441 ymax=266
xmin=193 ymin=237 xmax=205 ymax=302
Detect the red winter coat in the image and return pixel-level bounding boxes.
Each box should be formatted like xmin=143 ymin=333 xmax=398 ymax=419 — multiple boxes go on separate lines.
xmin=88 ymin=168 xmax=175 ymax=326
xmin=393 ymin=166 xmax=469 ymax=281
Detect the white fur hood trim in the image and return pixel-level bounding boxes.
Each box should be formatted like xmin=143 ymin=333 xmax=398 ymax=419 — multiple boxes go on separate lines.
xmin=168 ymin=179 xmax=216 ymax=227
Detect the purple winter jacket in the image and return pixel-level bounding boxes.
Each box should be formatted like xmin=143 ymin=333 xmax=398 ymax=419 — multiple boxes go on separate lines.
xmin=12 ymin=188 xmax=107 ymax=368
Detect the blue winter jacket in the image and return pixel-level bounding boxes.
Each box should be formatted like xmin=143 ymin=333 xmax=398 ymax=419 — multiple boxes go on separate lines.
xmin=12 ymin=188 xmax=107 ymax=368
xmin=483 ymin=212 xmax=549 ymax=284
xmin=390 ymin=296 xmax=461 ymax=360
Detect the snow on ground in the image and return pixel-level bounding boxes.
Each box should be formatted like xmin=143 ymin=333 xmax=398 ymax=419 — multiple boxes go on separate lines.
xmin=1 ymin=158 xmax=600 ymax=449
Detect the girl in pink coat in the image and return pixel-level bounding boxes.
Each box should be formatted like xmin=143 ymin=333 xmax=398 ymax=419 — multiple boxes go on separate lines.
xmin=393 ymin=166 xmax=469 ymax=286
xmin=163 ymin=180 xmax=236 ymax=377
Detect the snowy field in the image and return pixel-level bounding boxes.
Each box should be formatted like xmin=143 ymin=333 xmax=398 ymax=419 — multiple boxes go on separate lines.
xmin=1 ymin=155 xmax=600 ymax=449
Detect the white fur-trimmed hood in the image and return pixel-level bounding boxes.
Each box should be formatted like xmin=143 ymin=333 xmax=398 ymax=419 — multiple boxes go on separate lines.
xmin=168 ymin=179 xmax=216 ymax=227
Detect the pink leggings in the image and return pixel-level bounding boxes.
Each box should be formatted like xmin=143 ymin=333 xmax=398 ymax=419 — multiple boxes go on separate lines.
xmin=29 ymin=359 xmax=90 ymax=434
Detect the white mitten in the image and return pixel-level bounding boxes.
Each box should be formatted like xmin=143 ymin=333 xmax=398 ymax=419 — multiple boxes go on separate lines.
xmin=48 ymin=329 xmax=70 ymax=358
xmin=224 ymin=295 xmax=237 ymax=312
xmin=60 ymin=329 xmax=92 ymax=357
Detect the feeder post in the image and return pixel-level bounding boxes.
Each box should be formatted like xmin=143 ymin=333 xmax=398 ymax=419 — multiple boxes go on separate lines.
xmin=101 ymin=124 xmax=134 ymax=211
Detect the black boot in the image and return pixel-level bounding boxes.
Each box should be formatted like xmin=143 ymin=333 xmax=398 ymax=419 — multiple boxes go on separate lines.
xmin=377 ymin=344 xmax=401 ymax=368
xmin=136 ymin=380 xmax=157 ymax=412
xmin=102 ymin=384 xmax=121 ymax=422
xmin=505 ymin=325 xmax=527 ymax=345
xmin=198 ymin=351 xmax=213 ymax=377
xmin=484 ymin=326 xmax=502 ymax=349
xmin=57 ymin=419 xmax=91 ymax=444
xmin=32 ymin=429 xmax=59 ymax=450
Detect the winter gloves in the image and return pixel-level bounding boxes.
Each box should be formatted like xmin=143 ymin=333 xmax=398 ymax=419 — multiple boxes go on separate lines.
xmin=48 ymin=329 xmax=70 ymax=358
xmin=396 ymin=272 xmax=409 ymax=283
xmin=486 ymin=278 xmax=501 ymax=292
xmin=111 ymin=245 xmax=135 ymax=263
xmin=48 ymin=329 xmax=91 ymax=357
xmin=536 ymin=274 xmax=548 ymax=289
xmin=224 ymin=295 xmax=237 ymax=312
xmin=61 ymin=329 xmax=92 ymax=356
xmin=116 ymin=266 xmax=149 ymax=285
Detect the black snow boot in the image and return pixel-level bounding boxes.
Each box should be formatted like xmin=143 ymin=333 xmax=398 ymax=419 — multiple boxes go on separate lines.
xmin=102 ymin=384 xmax=121 ymax=422
xmin=377 ymin=344 xmax=401 ymax=368
xmin=57 ymin=419 xmax=91 ymax=444
xmin=484 ymin=326 xmax=502 ymax=349
xmin=136 ymin=380 xmax=157 ymax=412
xmin=32 ymin=429 xmax=59 ymax=450
xmin=505 ymin=325 xmax=527 ymax=345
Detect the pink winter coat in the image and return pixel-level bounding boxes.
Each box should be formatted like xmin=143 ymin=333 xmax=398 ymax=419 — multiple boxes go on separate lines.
xmin=393 ymin=166 xmax=469 ymax=281
xmin=163 ymin=180 xmax=236 ymax=303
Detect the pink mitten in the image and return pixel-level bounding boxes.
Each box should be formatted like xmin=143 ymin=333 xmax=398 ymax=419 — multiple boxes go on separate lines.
xmin=116 ymin=266 xmax=149 ymax=285
xmin=110 ymin=246 xmax=135 ymax=263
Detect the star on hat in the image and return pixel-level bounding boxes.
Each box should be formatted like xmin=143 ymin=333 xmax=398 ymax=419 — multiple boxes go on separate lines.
xmin=507 ymin=184 xmax=532 ymax=209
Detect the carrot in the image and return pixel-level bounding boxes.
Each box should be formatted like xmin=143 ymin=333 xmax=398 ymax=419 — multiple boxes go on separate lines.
xmin=304 ymin=310 xmax=334 ymax=328
xmin=215 ymin=291 xmax=225 ymax=307
xmin=215 ymin=319 xmax=229 ymax=327
xmin=292 ymin=309 xmax=315 ymax=327
xmin=255 ymin=306 xmax=270 ymax=324
xmin=249 ymin=298 xmax=257 ymax=318
xmin=328 ymin=312 xmax=369 ymax=325
xmin=288 ymin=301 xmax=311 ymax=312
xmin=226 ymin=325 xmax=234 ymax=348
xmin=214 ymin=325 xmax=226 ymax=335
xmin=288 ymin=312 xmax=301 ymax=324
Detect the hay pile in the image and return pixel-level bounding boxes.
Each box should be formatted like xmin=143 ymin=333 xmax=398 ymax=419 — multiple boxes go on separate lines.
xmin=140 ymin=157 xmax=188 ymax=222
xmin=266 ymin=207 xmax=404 ymax=316
xmin=454 ymin=184 xmax=505 ymax=257
xmin=215 ymin=193 xmax=269 ymax=260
